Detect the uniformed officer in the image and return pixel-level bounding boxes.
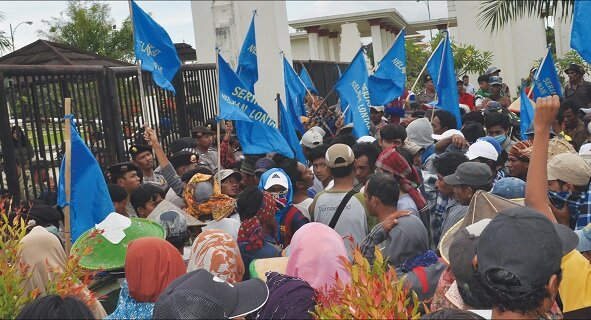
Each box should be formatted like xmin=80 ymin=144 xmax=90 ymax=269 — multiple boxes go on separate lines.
xmin=170 ymin=151 xmax=200 ymax=177
xmin=129 ymin=144 xmax=167 ymax=189
xmin=417 ymin=74 xmax=437 ymax=106
xmin=191 ymin=126 xmax=219 ymax=174
xmin=107 ymin=162 xmax=141 ymax=217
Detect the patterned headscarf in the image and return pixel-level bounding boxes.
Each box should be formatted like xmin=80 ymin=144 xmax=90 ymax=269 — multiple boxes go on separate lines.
xmin=508 ymin=140 xmax=533 ymax=160
xmin=237 ymin=191 xmax=277 ymax=251
xmin=376 ymin=147 xmax=428 ymax=214
xmin=183 ymin=173 xmax=235 ymax=221
xmin=256 ymin=272 xmax=316 ymax=320
xmin=187 ymin=230 xmax=244 ymax=283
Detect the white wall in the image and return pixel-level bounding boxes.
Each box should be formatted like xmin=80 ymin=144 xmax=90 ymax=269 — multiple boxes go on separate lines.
xmin=448 ymin=0 xmax=547 ymax=96
xmin=291 ymin=38 xmax=311 ymax=60
xmin=191 ymin=1 xmax=216 ymax=64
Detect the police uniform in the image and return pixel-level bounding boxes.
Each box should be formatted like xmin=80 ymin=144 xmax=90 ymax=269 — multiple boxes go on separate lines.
xmin=191 ymin=126 xmax=219 ymax=173
xmin=129 ymin=144 xmax=167 ymax=189
xmin=417 ymin=75 xmax=436 ymax=105
xmin=107 ymin=162 xmax=140 ymax=218
xmin=166 ymin=151 xmax=200 ymax=207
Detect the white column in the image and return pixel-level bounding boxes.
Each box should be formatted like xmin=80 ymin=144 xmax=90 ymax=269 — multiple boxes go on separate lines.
xmin=191 ymin=1 xmax=216 ymax=63
xmin=340 ymin=23 xmax=361 ymax=62
xmin=554 ymin=2 xmax=572 ymax=58
xmin=328 ymin=34 xmax=338 ymax=61
xmin=318 ymin=32 xmax=328 ymax=60
xmin=370 ymin=24 xmax=384 ymax=63
xmin=307 ymin=28 xmax=320 ymax=60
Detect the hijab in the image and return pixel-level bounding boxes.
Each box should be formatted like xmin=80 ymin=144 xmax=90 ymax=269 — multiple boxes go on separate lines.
xmin=285 ymin=223 xmax=351 ymax=291
xmin=256 ymin=272 xmax=316 ymax=320
xmin=187 ymin=230 xmax=244 ymax=283
xmin=183 ymin=173 xmax=235 ymax=221
xmin=125 ymin=237 xmax=186 ymax=303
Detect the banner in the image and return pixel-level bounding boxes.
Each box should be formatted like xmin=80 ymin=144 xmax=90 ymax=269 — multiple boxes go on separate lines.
xmin=299 ymin=66 xmax=319 ymax=95
xmin=368 ymin=29 xmax=406 ymax=106
xmin=236 ymin=13 xmax=258 ymax=93
xmin=520 ymin=85 xmax=535 ymax=140
xmin=283 ymin=56 xmax=307 ymax=133
xmin=571 ymin=0 xmax=591 ymax=64
xmin=279 ymin=99 xmax=307 ymax=164
xmin=335 ymin=48 xmax=371 ymax=137
xmin=533 ymin=49 xmax=563 ymax=98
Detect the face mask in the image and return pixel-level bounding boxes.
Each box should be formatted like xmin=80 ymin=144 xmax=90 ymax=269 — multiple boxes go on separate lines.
xmin=270 ymin=192 xmax=288 ymax=206
xmin=45 ymin=225 xmax=59 ymax=236
xmin=492 ymin=134 xmax=507 ymax=145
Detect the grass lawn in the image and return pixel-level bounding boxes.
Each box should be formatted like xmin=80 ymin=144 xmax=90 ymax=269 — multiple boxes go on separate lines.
xmin=25 ymin=127 xmax=91 ymax=147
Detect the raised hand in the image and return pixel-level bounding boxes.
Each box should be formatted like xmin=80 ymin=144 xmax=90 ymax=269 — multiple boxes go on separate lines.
xmin=533 ymin=95 xmax=560 ymax=132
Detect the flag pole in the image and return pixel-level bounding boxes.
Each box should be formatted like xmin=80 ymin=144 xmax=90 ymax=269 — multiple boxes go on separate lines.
xmin=216 ymin=49 xmax=222 ymax=180
xmin=63 ymin=97 xmax=72 ymax=255
xmin=408 ymin=37 xmax=445 ymax=98
xmin=128 ymin=0 xmax=151 ymax=127
xmin=276 ymin=93 xmax=281 ymax=129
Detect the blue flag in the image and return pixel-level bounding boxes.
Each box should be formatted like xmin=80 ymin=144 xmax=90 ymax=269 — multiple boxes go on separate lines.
xmin=282 ymin=56 xmax=307 ymax=133
xmin=131 ymin=0 xmax=181 ymax=94
xmin=58 ymin=116 xmax=113 ymax=242
xmin=571 ymin=0 xmax=591 ymax=64
xmin=335 ymin=48 xmax=371 ymax=138
xmin=426 ymin=32 xmax=461 ymax=129
xmin=279 ymin=99 xmax=307 ymax=164
xmin=218 ymin=53 xmax=293 ymax=158
xmin=368 ymin=29 xmax=406 ymax=106
xmin=520 ymin=85 xmax=535 ymax=140
xmin=299 ymin=67 xmax=319 ymax=95
xmin=236 ymin=13 xmax=258 ymax=93
xmin=533 ymin=49 xmax=563 ymax=98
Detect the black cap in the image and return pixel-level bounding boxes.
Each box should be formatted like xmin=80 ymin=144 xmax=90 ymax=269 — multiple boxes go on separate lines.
xmin=25 ymin=204 xmax=64 ymax=226
xmin=443 ymin=162 xmax=493 ymax=186
xmin=477 ymin=207 xmax=578 ymax=293
xmin=170 ymin=151 xmax=199 ymax=169
xmin=191 ymin=125 xmax=215 ymax=137
xmin=423 ymin=74 xmax=433 ymax=83
xmin=168 ymin=137 xmax=197 ymax=155
xmin=107 ymin=162 xmax=139 ymax=176
xmin=153 ymin=269 xmax=269 ymax=319
xmin=565 ymin=63 xmax=585 ymax=75
xmin=128 ymin=144 xmax=152 ymax=160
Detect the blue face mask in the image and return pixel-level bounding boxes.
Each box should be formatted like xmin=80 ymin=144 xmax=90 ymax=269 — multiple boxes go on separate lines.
xmin=45 ymin=225 xmax=59 ymax=236
xmin=492 ymin=134 xmax=507 ymax=145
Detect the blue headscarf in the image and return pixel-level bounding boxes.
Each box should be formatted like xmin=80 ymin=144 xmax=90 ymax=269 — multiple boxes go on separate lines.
xmin=258 ymin=168 xmax=294 ymax=242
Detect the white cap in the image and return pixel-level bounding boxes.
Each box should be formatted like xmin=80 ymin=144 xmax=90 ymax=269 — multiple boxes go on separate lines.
xmin=581 ymin=108 xmax=591 ymax=114
xmin=357 ymin=136 xmax=376 ymax=143
xmin=431 ymin=129 xmax=463 ymax=141
xmin=466 ymin=140 xmax=499 ymax=161
xmin=300 ymin=130 xmax=323 ymax=148
xmin=263 ymin=171 xmax=289 ymax=190
xmin=310 ymin=126 xmax=326 ymax=137
xmin=579 ymin=143 xmax=591 ymax=164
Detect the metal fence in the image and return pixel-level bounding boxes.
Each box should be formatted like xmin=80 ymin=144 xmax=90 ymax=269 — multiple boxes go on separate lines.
xmin=293 ymin=60 xmax=349 ymax=107
xmin=0 ymin=61 xmax=342 ymax=204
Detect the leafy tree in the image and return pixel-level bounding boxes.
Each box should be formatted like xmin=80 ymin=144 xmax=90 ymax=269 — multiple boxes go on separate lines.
xmin=478 ymin=0 xmax=573 ymax=33
xmin=0 ymin=11 xmax=12 ymax=53
xmin=38 ymin=0 xmax=133 ymax=61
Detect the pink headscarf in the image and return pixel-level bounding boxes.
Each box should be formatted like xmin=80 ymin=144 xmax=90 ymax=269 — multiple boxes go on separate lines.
xmin=285 ymin=223 xmax=351 ymax=291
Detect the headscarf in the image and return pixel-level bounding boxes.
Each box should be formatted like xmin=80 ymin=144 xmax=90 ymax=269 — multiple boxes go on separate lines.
xmin=375 ymin=147 xmax=428 ymax=214
xmin=19 ymin=226 xmax=107 ymax=319
xmin=256 ymin=272 xmax=316 ymax=320
xmin=237 ymin=191 xmax=277 ymax=251
xmin=183 ymin=173 xmax=235 ymax=221
xmin=187 ymin=230 xmax=244 ymax=283
xmin=258 ymin=168 xmax=293 ymax=243
xmin=406 ymin=118 xmax=434 ymax=148
xmin=508 ymin=140 xmax=533 ymax=160
xmin=125 ymin=237 xmax=186 ymax=303
xmin=285 ymin=223 xmax=351 ymax=291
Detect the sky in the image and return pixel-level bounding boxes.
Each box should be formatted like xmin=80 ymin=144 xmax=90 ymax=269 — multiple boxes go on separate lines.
xmin=0 ymin=1 xmax=448 ymax=54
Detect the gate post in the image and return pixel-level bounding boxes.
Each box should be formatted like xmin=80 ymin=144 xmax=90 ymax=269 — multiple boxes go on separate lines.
xmin=100 ymin=68 xmax=126 ymax=162
xmin=0 ymin=72 xmax=21 ymax=202
xmin=173 ymin=70 xmax=190 ymax=137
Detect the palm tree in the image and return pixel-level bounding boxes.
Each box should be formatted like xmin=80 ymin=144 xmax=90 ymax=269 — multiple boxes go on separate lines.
xmin=478 ymin=0 xmax=574 ymax=32
xmin=0 ymin=11 xmax=12 ymax=53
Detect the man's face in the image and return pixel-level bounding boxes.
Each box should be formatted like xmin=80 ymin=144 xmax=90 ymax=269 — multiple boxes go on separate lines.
xmin=363 ymin=181 xmax=377 ymax=217
xmin=457 ymin=82 xmax=464 ymax=94
xmin=114 ymin=199 xmax=128 ymax=216
xmin=133 ymin=151 xmax=153 ymax=171
xmin=138 ymin=194 xmax=163 ymax=218
xmin=425 ymin=80 xmax=435 ymax=91
xmin=431 ymin=116 xmax=445 ymax=135
xmin=486 ymin=125 xmax=507 ymax=137
xmin=380 ymin=139 xmax=403 ymax=151
xmin=507 ymin=156 xmax=529 ymax=178
xmin=566 ymin=71 xmax=581 ymax=83
xmin=463 ymin=77 xmax=469 ymax=86
xmin=297 ymin=162 xmax=314 ymax=190
xmin=452 ymin=185 xmax=474 ymax=205
xmin=118 ymin=171 xmax=141 ymax=194
xmin=478 ymin=81 xmax=489 ymax=91
xmin=178 ymin=163 xmax=199 ymax=177
xmin=355 ymin=155 xmax=373 ymax=186
xmin=221 ymin=175 xmax=241 ymax=198
xmin=490 ymin=84 xmax=502 ymax=96
xmin=312 ymin=158 xmax=332 ymax=184
xmin=563 ymin=109 xmax=578 ymax=128
xmin=370 ymin=110 xmax=383 ymax=125
xmin=196 ymin=134 xmax=213 ymax=149
xmin=547 ymin=180 xmax=574 ymax=193
xmin=240 ymin=172 xmax=256 ymax=188
xmin=435 ymin=174 xmax=454 ymax=196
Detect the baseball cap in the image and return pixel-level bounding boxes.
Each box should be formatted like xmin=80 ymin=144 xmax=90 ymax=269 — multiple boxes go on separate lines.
xmin=488 ymin=76 xmax=502 ymax=86
xmin=485 ymin=67 xmax=501 ymax=75
xmin=216 ymin=169 xmax=242 ymax=183
xmin=263 ymin=170 xmax=289 ymax=190
xmin=300 ymin=130 xmax=323 ymax=148
xmin=491 ymin=177 xmax=526 ymax=199
xmin=357 ymin=135 xmax=377 ymax=144
xmin=254 ymin=158 xmax=276 ymax=175
xmin=466 ymin=140 xmax=499 ymax=161
xmin=309 ymin=126 xmax=326 ymax=137
xmin=403 ymin=140 xmax=424 ymax=156
xmin=575 ymin=223 xmax=591 ymax=253
xmin=547 ymin=153 xmax=591 ymax=186
xmin=153 ymin=269 xmax=269 ymax=319
xmin=476 ymin=137 xmax=502 ymax=155
xmin=325 ymin=143 xmax=355 ymax=168
xmin=443 ymin=162 xmax=493 ymax=186
xmin=431 ymin=129 xmax=463 ymax=141
xmin=565 ymin=63 xmax=584 ymax=75
xmin=477 ymin=207 xmax=578 ymax=292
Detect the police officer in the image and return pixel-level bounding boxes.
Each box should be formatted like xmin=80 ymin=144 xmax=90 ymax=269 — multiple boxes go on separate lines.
xmin=129 ymin=144 xmax=167 ymax=189
xmin=107 ymin=162 xmax=141 ymax=217
xmin=191 ymin=126 xmax=219 ymax=174
xmin=417 ymin=74 xmax=437 ymax=106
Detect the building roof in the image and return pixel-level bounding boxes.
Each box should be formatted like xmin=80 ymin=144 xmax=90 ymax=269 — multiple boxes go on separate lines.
xmin=174 ymin=43 xmax=197 ymax=62
xmin=0 ymin=39 xmax=134 ymax=66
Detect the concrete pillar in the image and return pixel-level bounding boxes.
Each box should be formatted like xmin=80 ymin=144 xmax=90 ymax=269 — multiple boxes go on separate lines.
xmin=328 ymin=31 xmax=339 ymax=62
xmin=380 ymin=23 xmax=388 ymax=51
xmin=191 ymin=1 xmax=216 ymax=63
xmin=318 ymin=29 xmax=330 ymax=60
xmin=554 ymin=2 xmax=572 ymax=58
xmin=306 ymin=26 xmax=321 ymax=60
xmin=340 ymin=23 xmax=361 ymax=62
xmin=368 ymin=19 xmax=383 ymax=64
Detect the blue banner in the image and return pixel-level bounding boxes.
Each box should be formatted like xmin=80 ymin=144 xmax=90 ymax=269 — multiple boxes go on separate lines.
xmin=335 ymin=48 xmax=371 ymax=137
xmin=299 ymin=66 xmax=319 ymax=95
xmin=520 ymin=85 xmax=535 ymax=140
xmin=218 ymin=53 xmax=293 ymax=158
xmin=131 ymin=0 xmax=181 ymax=94
xmin=282 ymin=56 xmax=307 ymax=133
xmin=279 ymin=99 xmax=307 ymax=164
xmin=426 ymin=32 xmax=461 ymax=129
xmin=533 ymin=49 xmax=563 ymax=98
xmin=236 ymin=13 xmax=258 ymax=93
xmin=58 ymin=116 xmax=114 ymax=242
xmin=571 ymin=0 xmax=591 ymax=64
xmin=368 ymin=29 xmax=406 ymax=106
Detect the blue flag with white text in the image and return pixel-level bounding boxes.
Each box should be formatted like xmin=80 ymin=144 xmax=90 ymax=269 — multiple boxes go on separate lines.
xmin=571 ymin=0 xmax=591 ymax=64
xmin=300 ymin=67 xmax=319 ymax=95
xmin=283 ymin=56 xmax=307 ymax=133
xmin=426 ymin=32 xmax=461 ymax=129
xmin=335 ymin=48 xmax=371 ymax=137
xmin=520 ymin=85 xmax=535 ymax=140
xmin=236 ymin=14 xmax=258 ymax=93
xmin=58 ymin=116 xmax=113 ymax=242
xmin=533 ymin=49 xmax=563 ymax=98
xmin=279 ymin=99 xmax=307 ymax=164
xmin=131 ymin=0 xmax=181 ymax=94
xmin=218 ymin=53 xmax=293 ymax=158
xmin=368 ymin=29 xmax=406 ymax=106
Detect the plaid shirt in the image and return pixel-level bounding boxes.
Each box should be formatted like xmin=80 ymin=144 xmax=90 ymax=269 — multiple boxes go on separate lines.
xmin=431 ymin=193 xmax=449 ymax=246
xmin=548 ymin=190 xmax=591 ymax=230
xmin=219 ymin=140 xmax=236 ymax=169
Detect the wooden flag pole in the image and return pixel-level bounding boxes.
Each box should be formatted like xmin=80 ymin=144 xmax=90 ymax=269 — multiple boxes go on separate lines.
xmin=128 ymin=0 xmax=151 ymax=127
xmin=215 ymin=49 xmax=222 ymax=180
xmin=64 ymin=97 xmax=72 ymax=255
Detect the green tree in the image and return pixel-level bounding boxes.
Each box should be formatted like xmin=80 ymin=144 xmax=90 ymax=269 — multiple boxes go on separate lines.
xmin=0 ymin=11 xmax=12 ymax=53
xmin=38 ymin=0 xmax=133 ymax=61
xmin=478 ymin=0 xmax=573 ymax=33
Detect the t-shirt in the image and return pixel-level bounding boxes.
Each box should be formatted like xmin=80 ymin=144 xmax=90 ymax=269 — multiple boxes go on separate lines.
xmin=397 ymin=193 xmax=419 ymax=216
xmin=559 ymin=249 xmax=591 ymax=313
xmin=294 ymin=198 xmax=314 ymax=220
xmin=464 ymin=83 xmax=476 ymax=95
xmin=203 ymin=214 xmax=240 ymax=240
xmin=310 ymin=189 xmax=368 ymax=253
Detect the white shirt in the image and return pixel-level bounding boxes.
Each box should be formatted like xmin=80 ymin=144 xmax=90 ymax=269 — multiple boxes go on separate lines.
xmin=464 ymin=83 xmax=476 ymax=95
xmin=294 ymin=198 xmax=314 ymax=220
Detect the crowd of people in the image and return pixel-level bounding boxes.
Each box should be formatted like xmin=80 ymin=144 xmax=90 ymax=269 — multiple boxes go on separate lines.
xmin=7 ymin=64 xmax=591 ymax=319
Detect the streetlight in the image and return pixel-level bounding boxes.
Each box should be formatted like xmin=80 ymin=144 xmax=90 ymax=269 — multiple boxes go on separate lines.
xmin=10 ymin=21 xmax=33 ymax=52
xmin=416 ymin=0 xmax=433 ymax=40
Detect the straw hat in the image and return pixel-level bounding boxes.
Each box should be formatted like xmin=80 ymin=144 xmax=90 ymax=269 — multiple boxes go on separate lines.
xmin=548 ymin=138 xmax=576 ymax=161
xmin=249 ymin=257 xmax=289 ymax=282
